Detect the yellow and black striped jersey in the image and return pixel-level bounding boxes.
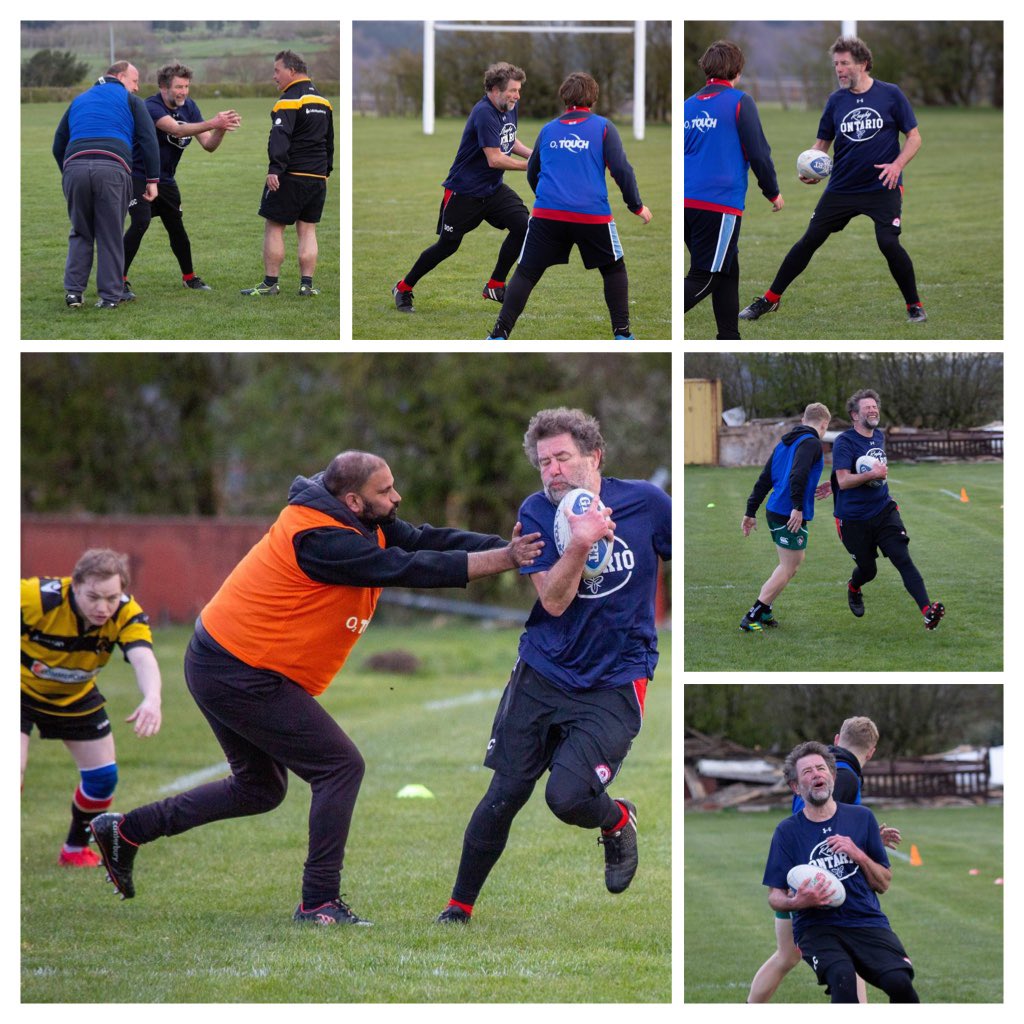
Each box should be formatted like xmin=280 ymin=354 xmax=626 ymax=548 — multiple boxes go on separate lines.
xmin=20 ymin=576 xmax=153 ymax=713
xmin=267 ymin=77 xmax=334 ymax=179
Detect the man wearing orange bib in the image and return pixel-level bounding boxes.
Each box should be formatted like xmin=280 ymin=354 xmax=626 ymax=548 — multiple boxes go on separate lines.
xmin=90 ymin=450 xmax=543 ymax=925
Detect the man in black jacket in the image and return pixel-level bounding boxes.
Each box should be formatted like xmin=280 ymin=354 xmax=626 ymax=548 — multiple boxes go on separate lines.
xmin=242 ymin=50 xmax=334 ymax=298
xmin=739 ymin=404 xmax=832 ymax=631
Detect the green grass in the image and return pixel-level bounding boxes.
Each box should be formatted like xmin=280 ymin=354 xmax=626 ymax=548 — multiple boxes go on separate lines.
xmin=684 ymin=106 xmax=1003 ymax=339
xmin=21 ymin=99 xmax=339 ymax=340
xmin=21 ymin=620 xmax=671 ymax=1002
xmin=684 ymin=462 xmax=1003 ymax=671
xmin=684 ymin=804 xmax=1004 ymax=1003
xmin=353 ymin=117 xmax=671 ymax=341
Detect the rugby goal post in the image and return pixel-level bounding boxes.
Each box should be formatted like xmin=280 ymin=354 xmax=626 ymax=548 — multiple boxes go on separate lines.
xmin=423 ymin=20 xmax=647 ymax=140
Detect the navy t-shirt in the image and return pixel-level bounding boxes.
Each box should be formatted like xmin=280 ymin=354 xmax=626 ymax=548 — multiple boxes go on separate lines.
xmin=516 ymin=478 xmax=671 ymax=692
xmin=762 ymin=802 xmax=892 ymax=944
xmin=442 ymin=95 xmax=519 ymax=198
xmin=832 ymin=427 xmax=890 ymax=520
xmin=818 ymin=80 xmax=917 ymax=193
xmin=132 ymin=94 xmax=203 ymax=183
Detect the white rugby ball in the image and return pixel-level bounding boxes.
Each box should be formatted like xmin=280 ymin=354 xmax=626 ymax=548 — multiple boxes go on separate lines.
xmin=855 ymin=454 xmax=883 ymax=487
xmin=553 ymin=488 xmax=613 ymax=579
xmin=787 ymin=863 xmax=846 ymax=908
xmin=797 ymin=149 xmax=832 ymax=182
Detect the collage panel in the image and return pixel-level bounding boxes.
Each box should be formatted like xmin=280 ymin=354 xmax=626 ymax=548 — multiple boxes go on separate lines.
xmin=21 ymin=19 xmax=341 ymax=342
xmin=19 ymin=350 xmax=673 ymax=1003
xmin=683 ymin=683 xmax=1004 ymax=1004
xmin=352 ymin=19 xmax=672 ymax=342
xmin=684 ymin=20 xmax=1003 ymax=341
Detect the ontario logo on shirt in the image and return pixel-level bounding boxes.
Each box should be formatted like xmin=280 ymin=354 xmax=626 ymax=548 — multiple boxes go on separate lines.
xmin=684 ymin=111 xmax=718 ymax=132
xmin=500 ymin=122 xmax=517 ymax=152
xmin=839 ymin=107 xmax=884 ymax=141
xmin=578 ymin=535 xmax=635 ymax=599
xmin=551 ymin=133 xmax=590 ymax=153
xmin=806 ymin=838 xmax=859 ymax=883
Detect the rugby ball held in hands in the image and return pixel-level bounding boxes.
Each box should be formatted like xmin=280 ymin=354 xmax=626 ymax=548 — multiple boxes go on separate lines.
xmin=553 ymin=488 xmax=613 ymax=579
xmin=855 ymin=454 xmax=883 ymax=486
xmin=797 ymin=149 xmax=832 ymax=182
xmin=787 ymin=863 xmax=846 ymax=907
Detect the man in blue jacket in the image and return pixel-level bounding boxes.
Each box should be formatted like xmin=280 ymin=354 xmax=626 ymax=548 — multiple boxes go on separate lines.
xmin=487 ymin=72 xmax=651 ymax=341
xmin=52 ymin=62 xmax=160 ymax=309
xmin=740 ymin=403 xmax=831 ymax=632
xmin=685 ymin=40 xmax=783 ymax=340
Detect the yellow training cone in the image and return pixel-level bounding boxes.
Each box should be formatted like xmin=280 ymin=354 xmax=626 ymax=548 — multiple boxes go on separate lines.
xmin=909 ymin=844 xmax=923 ymax=866
xmin=960 ymin=488 xmax=970 ymax=502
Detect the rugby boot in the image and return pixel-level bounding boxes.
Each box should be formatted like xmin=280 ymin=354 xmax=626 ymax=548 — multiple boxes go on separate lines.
xmin=758 ymin=609 xmax=779 ymax=629
xmin=293 ymin=897 xmax=372 ymax=926
xmin=614 ymin=333 xmax=636 ymax=340
xmin=65 ymin=292 xmax=84 ymax=308
xmin=392 ymin=282 xmax=415 ymax=312
xmin=435 ymin=903 xmax=472 ymax=925
xmin=599 ymin=799 xmax=638 ymax=894
xmin=738 ymin=295 xmax=780 ymax=321
xmin=240 ymin=281 xmax=279 ymax=296
xmin=482 ymin=283 xmax=505 ymax=302
xmin=89 ymin=812 xmax=138 ymax=899
xmin=739 ymin=611 xmax=765 ymax=633
xmin=121 ymin=281 xmax=136 ymax=301
xmin=847 ymin=582 xmax=865 ymax=617
xmin=94 ymin=299 xmax=121 ymax=309
xmin=923 ymin=602 xmax=945 ymax=630
xmin=907 ymin=304 xmax=928 ymax=323
xmin=298 ymin=284 xmax=320 ymax=296
xmin=58 ymin=847 xmax=102 ymax=868
xmin=183 ymin=276 xmax=212 ymax=290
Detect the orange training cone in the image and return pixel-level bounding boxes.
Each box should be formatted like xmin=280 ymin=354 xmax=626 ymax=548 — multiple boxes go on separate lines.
xmin=909 ymin=844 xmax=923 ymax=866
xmin=960 ymin=488 xmax=969 ymax=502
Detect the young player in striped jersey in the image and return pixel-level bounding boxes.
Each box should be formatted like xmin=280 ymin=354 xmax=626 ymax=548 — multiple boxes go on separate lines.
xmin=21 ymin=549 xmax=163 ymax=867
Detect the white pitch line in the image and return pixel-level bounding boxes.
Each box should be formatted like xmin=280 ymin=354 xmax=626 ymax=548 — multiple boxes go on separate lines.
xmin=158 ymin=761 xmax=229 ymax=794
xmin=939 ymin=489 xmax=962 ymax=500
xmin=889 ymin=847 xmax=911 ymax=862
xmin=423 ymin=688 xmax=504 ymax=711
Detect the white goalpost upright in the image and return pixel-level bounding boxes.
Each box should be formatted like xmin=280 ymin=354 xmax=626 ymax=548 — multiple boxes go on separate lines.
xmin=422 ymin=21 xmax=647 ymax=140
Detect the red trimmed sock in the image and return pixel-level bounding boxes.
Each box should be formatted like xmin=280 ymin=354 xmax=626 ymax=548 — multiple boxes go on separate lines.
xmin=396 ymin=279 xmax=413 ymax=293
xmin=447 ymin=898 xmax=474 ymax=915
xmin=603 ymin=800 xmax=630 ymax=835
xmin=486 ymin=278 xmax=505 ymax=289
xmin=765 ymin=289 xmax=782 ymax=304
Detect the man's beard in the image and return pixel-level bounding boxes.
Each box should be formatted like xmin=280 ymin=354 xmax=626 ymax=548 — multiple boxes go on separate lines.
xmin=806 ymin=784 xmax=832 ymax=806
xmin=358 ymin=507 xmax=398 ymax=529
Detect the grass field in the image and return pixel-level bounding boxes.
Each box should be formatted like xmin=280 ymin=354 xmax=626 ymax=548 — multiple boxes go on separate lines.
xmin=21 ymin=99 xmax=339 ymax=341
xmin=353 ymin=117 xmax=671 ymax=341
xmin=684 ymin=804 xmax=1004 ymax=1003
xmin=684 ymin=107 xmax=1004 ymax=340
xmin=684 ymin=462 xmax=1003 ymax=672
xmin=20 ymin=620 xmax=672 ymax=1003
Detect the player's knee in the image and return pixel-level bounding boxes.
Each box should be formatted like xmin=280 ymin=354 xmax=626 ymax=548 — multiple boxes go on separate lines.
xmin=874 ymin=229 xmax=903 ymax=258
xmin=544 ymin=768 xmax=600 ymax=827
xmin=877 ymin=969 xmax=919 ymax=1003
xmin=824 ymin=960 xmax=859 ymax=1003
xmin=856 ymin=561 xmax=878 ymax=585
xmin=79 ymin=762 xmax=118 ymax=802
xmin=600 ymin=258 xmax=627 ymax=280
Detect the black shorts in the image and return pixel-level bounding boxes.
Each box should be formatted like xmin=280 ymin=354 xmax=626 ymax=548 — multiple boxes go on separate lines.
xmin=808 ymin=187 xmax=904 ymax=237
xmin=259 ymin=174 xmax=327 ymax=224
xmin=684 ymin=206 xmax=741 ymax=273
xmin=516 ymin=216 xmax=624 ymax=277
xmin=436 ymin=183 xmax=528 ymax=239
xmin=21 ymin=694 xmax=112 ymax=741
xmin=835 ymin=500 xmax=910 ymax=564
xmin=129 ymin=178 xmax=185 ymax=226
xmin=799 ymin=923 xmax=915 ymax=991
xmin=483 ymin=658 xmax=645 ymax=790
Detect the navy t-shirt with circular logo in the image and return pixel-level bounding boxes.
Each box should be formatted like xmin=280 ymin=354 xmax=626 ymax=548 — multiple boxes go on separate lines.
xmin=442 ymin=95 xmax=519 ymax=198
xmin=817 ymin=80 xmax=917 ymax=193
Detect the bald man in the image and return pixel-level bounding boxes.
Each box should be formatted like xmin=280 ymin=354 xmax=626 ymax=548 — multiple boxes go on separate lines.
xmin=91 ymin=452 xmax=543 ymax=926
